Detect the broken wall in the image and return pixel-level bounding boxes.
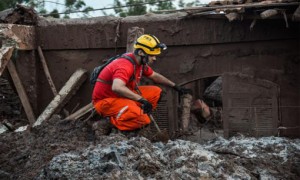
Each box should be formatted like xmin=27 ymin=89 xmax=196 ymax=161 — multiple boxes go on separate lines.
xmin=14 ymin=13 xmax=299 ymax=137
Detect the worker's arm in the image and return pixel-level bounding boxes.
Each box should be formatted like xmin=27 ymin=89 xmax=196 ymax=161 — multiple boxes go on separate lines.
xmin=112 ymin=78 xmax=142 ymax=101
xmin=148 ymin=71 xmax=192 ymax=95
xmin=148 ymin=71 xmax=176 ymax=87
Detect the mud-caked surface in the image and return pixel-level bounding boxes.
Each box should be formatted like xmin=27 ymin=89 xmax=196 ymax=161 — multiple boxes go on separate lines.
xmin=0 ymin=115 xmax=300 ymax=179
xmin=0 ymin=78 xmax=26 ymax=132
xmin=0 ymin=5 xmax=37 ymax=25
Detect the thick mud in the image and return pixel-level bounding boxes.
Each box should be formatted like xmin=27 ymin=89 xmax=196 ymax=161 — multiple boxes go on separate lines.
xmin=0 ymin=114 xmax=299 ymax=179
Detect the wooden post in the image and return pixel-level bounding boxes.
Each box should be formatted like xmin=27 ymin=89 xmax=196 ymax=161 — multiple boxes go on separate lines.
xmin=33 ymin=69 xmax=87 ymax=127
xmin=126 ymin=27 xmax=144 ymax=53
xmin=7 ymin=59 xmax=36 ymax=125
xmin=181 ymin=94 xmax=193 ymax=132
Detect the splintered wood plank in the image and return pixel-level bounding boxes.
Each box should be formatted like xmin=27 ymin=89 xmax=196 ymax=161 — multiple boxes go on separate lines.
xmin=7 ymin=59 xmax=36 ymax=125
xmin=33 ymin=68 xmax=87 ymax=127
xmin=64 ymin=103 xmax=94 ymax=121
xmin=0 ymin=47 xmax=14 ymax=76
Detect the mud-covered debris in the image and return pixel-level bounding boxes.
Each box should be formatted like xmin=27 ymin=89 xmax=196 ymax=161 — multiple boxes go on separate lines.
xmin=1 ymin=114 xmax=299 ymax=179
xmin=0 ymin=9 xmax=13 ymax=23
xmin=38 ymin=136 xmax=299 ymax=179
xmin=0 ymin=5 xmax=38 ymax=25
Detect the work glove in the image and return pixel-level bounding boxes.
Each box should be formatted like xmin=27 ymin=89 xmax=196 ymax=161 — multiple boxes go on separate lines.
xmin=138 ymin=98 xmax=153 ymax=114
xmin=173 ymin=84 xmax=192 ymax=96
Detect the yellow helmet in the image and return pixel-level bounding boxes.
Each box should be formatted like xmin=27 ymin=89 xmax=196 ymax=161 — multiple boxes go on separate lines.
xmin=133 ymin=34 xmax=167 ymax=55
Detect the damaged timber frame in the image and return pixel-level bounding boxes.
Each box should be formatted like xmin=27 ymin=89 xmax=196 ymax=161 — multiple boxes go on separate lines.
xmin=0 ymin=23 xmax=88 ymax=131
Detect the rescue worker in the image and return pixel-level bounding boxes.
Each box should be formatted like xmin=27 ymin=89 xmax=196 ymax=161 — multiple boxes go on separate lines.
xmin=92 ymin=34 xmax=189 ymax=132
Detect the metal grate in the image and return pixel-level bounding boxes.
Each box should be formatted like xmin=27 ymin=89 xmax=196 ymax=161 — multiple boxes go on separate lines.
xmin=223 ymin=73 xmax=279 ymax=138
xmin=151 ymin=97 xmax=169 ymax=133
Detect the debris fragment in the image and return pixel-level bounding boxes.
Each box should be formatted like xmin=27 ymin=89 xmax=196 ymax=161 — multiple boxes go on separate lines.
xmin=0 ymin=47 xmax=13 ymax=76
xmin=37 ymin=135 xmax=300 ymax=179
xmin=225 ymin=12 xmax=241 ymax=21
xmin=260 ymin=9 xmax=279 ymax=19
xmin=292 ymin=5 xmax=300 ymax=21
xmin=1 ymin=113 xmax=299 ymax=179
xmin=0 ymin=5 xmax=38 ymax=25
xmin=0 ymin=123 xmax=8 ymax=134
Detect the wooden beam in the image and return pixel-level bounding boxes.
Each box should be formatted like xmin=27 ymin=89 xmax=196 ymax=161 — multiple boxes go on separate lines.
xmin=33 ymin=68 xmax=87 ymax=127
xmin=64 ymin=103 xmax=93 ymax=121
xmin=7 ymin=59 xmax=36 ymax=125
xmin=37 ymin=46 xmax=58 ymax=95
xmin=156 ymin=2 xmax=300 ymax=13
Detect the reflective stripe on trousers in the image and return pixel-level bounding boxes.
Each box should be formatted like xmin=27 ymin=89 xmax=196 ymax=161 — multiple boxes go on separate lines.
xmin=93 ymin=85 xmax=162 ymax=131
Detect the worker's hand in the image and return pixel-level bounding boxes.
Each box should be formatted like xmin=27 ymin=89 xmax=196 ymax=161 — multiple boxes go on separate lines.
xmin=173 ymin=84 xmax=192 ymax=96
xmin=138 ymin=98 xmax=153 ymax=114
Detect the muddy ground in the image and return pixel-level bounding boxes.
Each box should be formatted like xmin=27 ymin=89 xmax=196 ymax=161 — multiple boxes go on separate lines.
xmin=0 ymin=113 xmax=299 ymax=180
xmin=0 ymin=71 xmax=299 ymax=179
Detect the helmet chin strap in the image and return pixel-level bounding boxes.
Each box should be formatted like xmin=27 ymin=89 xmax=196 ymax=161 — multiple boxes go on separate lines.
xmin=141 ymin=55 xmax=149 ymax=65
xmin=135 ymin=49 xmax=149 ymax=65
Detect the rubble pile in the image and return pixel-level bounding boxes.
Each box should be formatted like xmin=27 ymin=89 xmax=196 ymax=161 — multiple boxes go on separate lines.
xmin=0 ymin=115 xmax=299 ymax=179
xmin=37 ymin=136 xmax=300 ymax=179
xmin=0 ymin=5 xmax=37 ymax=25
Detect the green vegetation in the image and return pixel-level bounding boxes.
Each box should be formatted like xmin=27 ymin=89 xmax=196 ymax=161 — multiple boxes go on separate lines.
xmin=0 ymin=0 xmax=203 ymax=18
xmin=112 ymin=0 xmax=203 ymax=17
xmin=0 ymin=0 xmax=93 ymax=18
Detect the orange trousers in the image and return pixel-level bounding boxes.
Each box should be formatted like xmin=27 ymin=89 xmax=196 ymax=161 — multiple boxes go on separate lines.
xmin=94 ymin=86 xmax=162 ymax=131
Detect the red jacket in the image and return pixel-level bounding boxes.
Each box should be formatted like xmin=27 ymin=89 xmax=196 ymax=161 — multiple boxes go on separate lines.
xmin=92 ymin=53 xmax=153 ymax=102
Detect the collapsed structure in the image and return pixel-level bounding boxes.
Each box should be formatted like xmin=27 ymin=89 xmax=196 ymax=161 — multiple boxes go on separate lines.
xmin=0 ymin=0 xmax=299 ymax=139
